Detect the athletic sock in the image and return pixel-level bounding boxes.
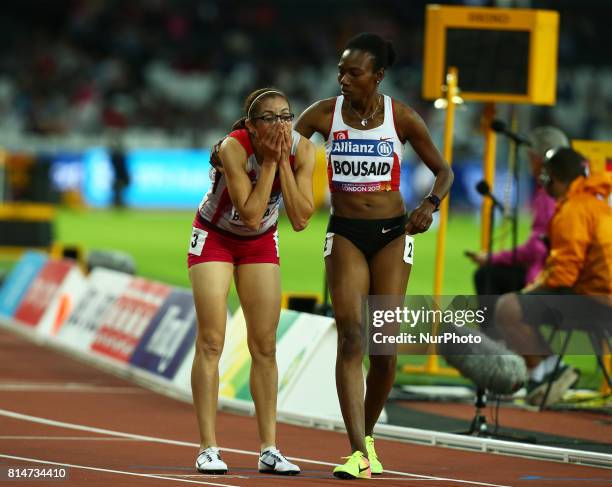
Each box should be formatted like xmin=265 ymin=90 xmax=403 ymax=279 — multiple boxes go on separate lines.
xmin=261 ymin=445 xmax=276 ymax=454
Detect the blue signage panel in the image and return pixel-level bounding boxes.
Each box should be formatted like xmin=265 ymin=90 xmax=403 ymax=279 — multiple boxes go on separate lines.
xmin=83 ymin=148 xmax=211 ymax=208
xmin=129 ymin=289 xmax=197 ymax=379
xmin=0 ymin=251 xmax=48 ymax=317
xmin=50 ymin=152 xmax=85 ymax=192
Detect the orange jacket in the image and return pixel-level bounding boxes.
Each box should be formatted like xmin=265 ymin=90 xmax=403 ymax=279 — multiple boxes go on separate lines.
xmin=543 ymin=172 xmax=612 ymax=299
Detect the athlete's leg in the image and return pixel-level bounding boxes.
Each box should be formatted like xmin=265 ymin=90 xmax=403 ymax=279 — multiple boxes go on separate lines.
xmin=189 ymin=262 xmax=234 ymax=449
xmin=234 ymin=263 xmax=281 ymax=451
xmin=327 ymin=235 xmax=370 ymax=454
xmin=365 ymin=235 xmax=411 ymax=436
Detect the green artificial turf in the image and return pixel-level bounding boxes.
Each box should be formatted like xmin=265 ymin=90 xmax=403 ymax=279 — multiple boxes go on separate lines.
xmin=54 ymin=208 xmax=513 ymax=295
xmin=53 ymin=207 xmax=600 ymax=385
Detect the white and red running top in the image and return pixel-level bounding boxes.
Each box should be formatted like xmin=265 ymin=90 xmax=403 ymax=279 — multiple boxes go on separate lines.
xmin=325 ymin=94 xmax=402 ymax=193
xmin=198 ymin=128 xmax=301 ymax=236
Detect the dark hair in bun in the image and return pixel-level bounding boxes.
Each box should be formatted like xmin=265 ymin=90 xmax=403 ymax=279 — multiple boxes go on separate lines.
xmin=345 ymin=32 xmax=396 ymax=71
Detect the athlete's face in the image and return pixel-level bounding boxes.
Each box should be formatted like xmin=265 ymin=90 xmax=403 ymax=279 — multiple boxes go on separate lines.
xmin=247 ymin=96 xmax=293 ymax=138
xmin=337 ymin=49 xmax=383 ymax=102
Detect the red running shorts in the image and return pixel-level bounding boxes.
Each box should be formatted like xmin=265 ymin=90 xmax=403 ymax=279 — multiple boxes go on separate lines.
xmin=187 ymin=217 xmax=279 ymax=267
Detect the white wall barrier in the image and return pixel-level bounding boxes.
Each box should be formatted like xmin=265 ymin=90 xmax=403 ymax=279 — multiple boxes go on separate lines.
xmin=56 ymin=268 xmax=133 ymax=351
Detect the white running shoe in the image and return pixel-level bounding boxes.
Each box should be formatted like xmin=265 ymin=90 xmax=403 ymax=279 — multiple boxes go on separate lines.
xmin=195 ymin=447 xmax=228 ymax=474
xmin=258 ymin=447 xmax=300 ymax=475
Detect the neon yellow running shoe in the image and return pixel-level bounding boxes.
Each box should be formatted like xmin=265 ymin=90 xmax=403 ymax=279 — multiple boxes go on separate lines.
xmin=365 ymin=436 xmax=383 ymax=475
xmin=333 ymin=451 xmax=371 ymax=480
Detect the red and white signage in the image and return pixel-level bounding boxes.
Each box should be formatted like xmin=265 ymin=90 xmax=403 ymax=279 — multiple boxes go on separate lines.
xmin=57 ymin=268 xmax=132 ymax=351
xmin=13 ymin=260 xmax=85 ymax=335
xmin=89 ymin=277 xmax=171 ymax=363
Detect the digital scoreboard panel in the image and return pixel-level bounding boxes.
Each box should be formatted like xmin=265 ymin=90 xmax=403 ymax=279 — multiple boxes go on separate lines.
xmin=423 ymin=5 xmax=559 ymax=104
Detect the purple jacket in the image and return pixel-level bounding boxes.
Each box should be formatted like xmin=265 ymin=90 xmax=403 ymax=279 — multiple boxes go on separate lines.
xmin=490 ymin=185 xmax=556 ymax=284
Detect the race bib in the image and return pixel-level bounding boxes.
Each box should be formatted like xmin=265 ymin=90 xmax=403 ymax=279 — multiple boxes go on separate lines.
xmin=403 ymin=235 xmax=414 ymax=264
xmin=189 ymin=228 xmax=208 ymax=256
xmin=329 ymin=139 xmax=394 ymax=184
xmin=273 ymin=230 xmax=279 ymax=258
xmin=323 ymin=232 xmax=334 ymax=258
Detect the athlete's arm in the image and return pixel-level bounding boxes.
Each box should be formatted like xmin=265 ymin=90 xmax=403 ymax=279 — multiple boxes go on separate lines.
xmin=279 ymin=130 xmax=315 ymax=231
xmin=219 ymin=135 xmax=278 ymax=231
xmin=294 ymin=98 xmax=335 ymax=139
xmin=394 ymin=100 xmax=454 ymax=234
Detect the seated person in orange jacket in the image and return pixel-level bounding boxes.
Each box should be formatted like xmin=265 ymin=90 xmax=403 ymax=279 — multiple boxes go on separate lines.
xmin=466 ymin=126 xmax=569 ymax=293
xmin=495 ymin=148 xmax=612 ymax=407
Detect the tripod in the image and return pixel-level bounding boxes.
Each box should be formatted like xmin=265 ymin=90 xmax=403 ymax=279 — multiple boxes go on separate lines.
xmin=460 ymin=388 xmax=536 ymax=442
xmin=465 ymin=388 xmax=492 ymax=436
xmin=491 ymin=118 xmax=531 ymax=267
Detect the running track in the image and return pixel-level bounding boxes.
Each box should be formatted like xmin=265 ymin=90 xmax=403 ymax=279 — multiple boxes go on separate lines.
xmin=1 ymin=328 xmax=610 ymax=486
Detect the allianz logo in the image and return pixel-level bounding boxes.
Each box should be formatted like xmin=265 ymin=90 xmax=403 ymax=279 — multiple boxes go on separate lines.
xmin=331 ymin=139 xmax=394 ymax=157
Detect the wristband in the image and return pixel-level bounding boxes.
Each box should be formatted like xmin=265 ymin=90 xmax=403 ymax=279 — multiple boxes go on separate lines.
xmin=426 ymin=194 xmax=441 ymax=212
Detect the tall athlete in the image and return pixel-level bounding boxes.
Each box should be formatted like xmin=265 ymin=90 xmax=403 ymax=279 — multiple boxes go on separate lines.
xmin=189 ymin=88 xmax=315 ymax=476
xmin=295 ymin=33 xmax=453 ymax=479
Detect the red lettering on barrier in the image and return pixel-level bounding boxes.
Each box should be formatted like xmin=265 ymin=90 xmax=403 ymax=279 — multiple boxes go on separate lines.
xmin=90 ymin=278 xmax=171 ymax=362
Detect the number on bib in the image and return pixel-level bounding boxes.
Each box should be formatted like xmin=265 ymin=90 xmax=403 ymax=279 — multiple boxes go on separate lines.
xmin=189 ymin=227 xmax=208 ymax=256
xmin=323 ymin=232 xmax=334 ymax=258
xmin=273 ymin=230 xmax=279 ymax=258
xmin=403 ymin=235 xmax=414 ymax=264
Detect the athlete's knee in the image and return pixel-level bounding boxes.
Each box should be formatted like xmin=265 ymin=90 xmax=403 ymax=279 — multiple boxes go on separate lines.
xmin=195 ymin=334 xmax=224 ymax=361
xmin=248 ymin=337 xmax=277 ymax=363
xmin=337 ymin=326 xmax=365 ymax=360
xmin=369 ymin=355 xmax=397 ymax=376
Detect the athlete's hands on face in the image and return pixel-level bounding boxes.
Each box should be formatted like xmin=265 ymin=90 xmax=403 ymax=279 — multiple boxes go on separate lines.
xmin=250 ymin=123 xmax=282 ymax=166
xmin=405 ymin=200 xmax=434 ymax=235
xmin=279 ymin=122 xmax=292 ymax=166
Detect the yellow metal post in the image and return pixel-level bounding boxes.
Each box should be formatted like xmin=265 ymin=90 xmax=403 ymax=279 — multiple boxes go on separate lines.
xmin=403 ymin=67 xmax=460 ymax=378
xmin=426 ymin=67 xmax=458 ymax=373
xmin=480 ymin=103 xmax=497 ymax=252
xmin=432 ymin=67 xmax=458 ymax=297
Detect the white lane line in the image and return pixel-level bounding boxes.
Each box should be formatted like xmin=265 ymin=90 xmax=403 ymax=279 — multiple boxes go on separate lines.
xmin=0 ymin=436 xmax=143 ymax=441
xmin=0 ymin=408 xmax=511 ymax=487
xmin=165 ymin=475 xmax=250 ymax=480
xmin=0 ymin=383 xmax=145 ymax=393
xmin=169 ymin=473 xmax=470 ymax=481
xmin=0 ymin=453 xmax=239 ymax=487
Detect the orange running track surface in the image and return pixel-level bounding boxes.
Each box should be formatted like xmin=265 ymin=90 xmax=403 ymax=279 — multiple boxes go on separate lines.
xmin=0 ymin=328 xmax=610 ymax=487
